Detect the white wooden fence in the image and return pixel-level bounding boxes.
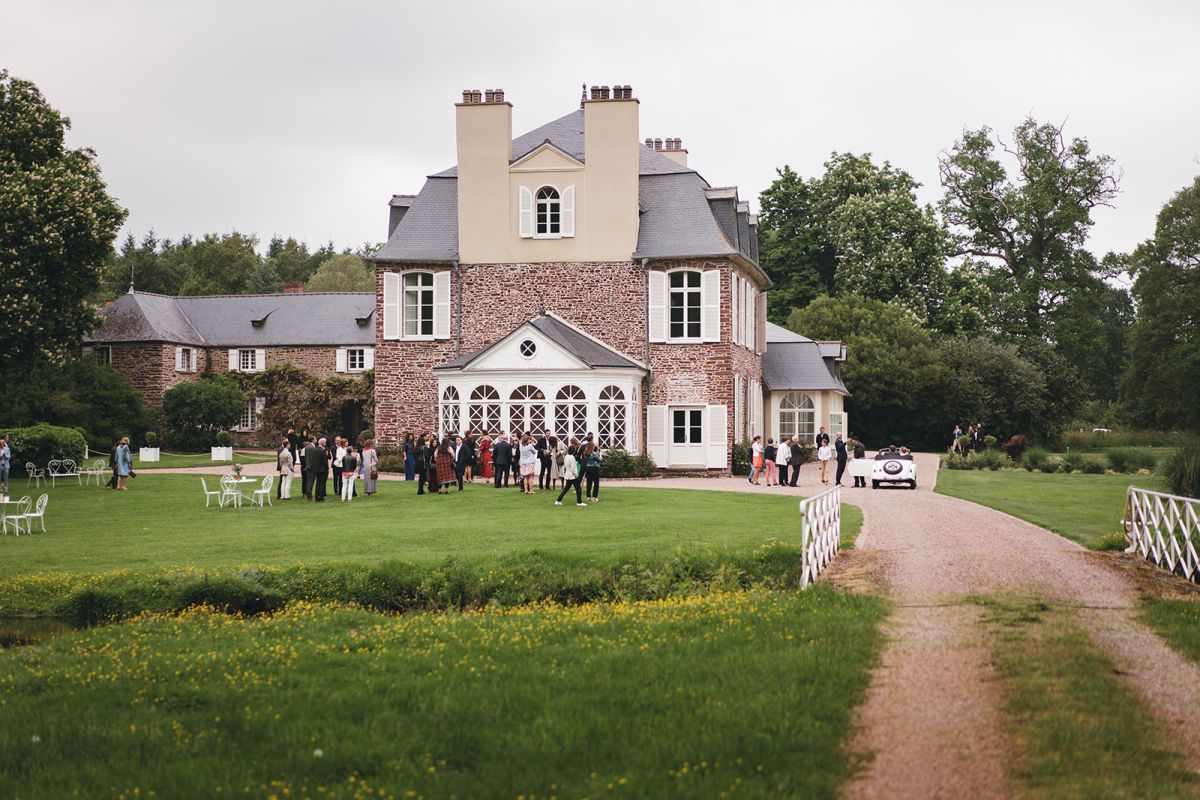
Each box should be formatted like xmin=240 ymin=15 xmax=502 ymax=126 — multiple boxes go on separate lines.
xmin=1124 ymin=486 xmax=1200 ymax=584
xmin=800 ymin=485 xmax=841 ymax=588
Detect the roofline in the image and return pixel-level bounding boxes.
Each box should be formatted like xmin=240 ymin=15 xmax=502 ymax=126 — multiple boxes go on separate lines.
xmin=365 ymin=256 xmax=458 ymax=265
xmin=635 ymin=252 xmax=771 ymax=288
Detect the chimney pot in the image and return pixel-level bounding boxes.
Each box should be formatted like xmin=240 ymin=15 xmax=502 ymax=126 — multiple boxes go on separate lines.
xmin=484 ymin=89 xmax=495 ymax=103
xmin=644 ymin=138 xmax=654 ymax=147
xmin=462 ymin=89 xmax=471 ymax=103
xmin=590 ymin=85 xmax=601 ymax=100
xmin=599 ymin=85 xmax=611 ymax=100
xmin=654 ymin=138 xmax=663 ymax=151
xmin=494 ymin=89 xmax=504 ymax=102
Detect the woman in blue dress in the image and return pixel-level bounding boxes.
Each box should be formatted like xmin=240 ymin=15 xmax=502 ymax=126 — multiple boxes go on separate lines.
xmin=403 ymin=432 xmax=416 ymax=481
xmin=115 ymin=436 xmax=133 ymax=491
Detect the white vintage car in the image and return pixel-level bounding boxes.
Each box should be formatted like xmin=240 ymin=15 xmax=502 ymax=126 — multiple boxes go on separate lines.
xmin=872 ymin=449 xmax=917 ymax=489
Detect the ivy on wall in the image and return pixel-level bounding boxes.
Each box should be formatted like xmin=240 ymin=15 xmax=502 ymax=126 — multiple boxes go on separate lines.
xmin=231 ymin=365 xmax=373 ymax=438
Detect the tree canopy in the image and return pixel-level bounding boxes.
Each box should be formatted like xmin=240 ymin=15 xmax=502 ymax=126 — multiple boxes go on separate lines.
xmin=0 ymin=69 xmax=126 ymax=378
xmin=938 ymin=118 xmax=1120 ymax=339
xmin=1121 ymin=176 xmax=1200 ymax=431
xmin=304 ymin=253 xmax=374 ymax=293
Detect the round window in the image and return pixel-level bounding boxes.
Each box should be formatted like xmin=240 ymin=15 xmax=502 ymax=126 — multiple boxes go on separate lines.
xmin=519 ymin=339 xmax=537 ymax=358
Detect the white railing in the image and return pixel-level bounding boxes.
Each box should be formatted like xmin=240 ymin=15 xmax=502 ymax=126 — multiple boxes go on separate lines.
xmin=1124 ymin=486 xmax=1200 ymax=584
xmin=800 ymin=485 xmax=841 ymax=588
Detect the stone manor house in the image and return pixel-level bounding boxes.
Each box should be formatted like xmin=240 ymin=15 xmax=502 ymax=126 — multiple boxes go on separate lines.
xmin=90 ymin=86 xmax=848 ymax=470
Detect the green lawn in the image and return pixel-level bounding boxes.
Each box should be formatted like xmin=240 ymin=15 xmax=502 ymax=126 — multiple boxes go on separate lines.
xmin=935 ymin=469 xmax=1158 ymax=549
xmin=1142 ymin=597 xmax=1200 ymax=667
xmin=978 ymin=597 xmax=1196 ymax=799
xmin=0 ymin=589 xmax=887 ymax=799
xmin=0 ymin=475 xmax=861 ymax=617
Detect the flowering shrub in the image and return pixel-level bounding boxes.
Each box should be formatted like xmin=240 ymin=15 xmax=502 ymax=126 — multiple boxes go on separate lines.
xmin=1001 ymin=434 xmax=1031 ymax=461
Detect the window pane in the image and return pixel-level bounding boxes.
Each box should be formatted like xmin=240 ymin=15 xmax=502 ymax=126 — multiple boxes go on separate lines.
xmin=669 ymin=272 xmax=684 ymax=288
xmin=687 ymin=271 xmax=701 ymax=287
xmin=688 ymin=322 xmax=701 ymax=338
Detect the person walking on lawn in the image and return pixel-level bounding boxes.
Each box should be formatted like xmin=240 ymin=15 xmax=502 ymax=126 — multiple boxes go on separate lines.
xmin=554 ymin=444 xmax=587 ymax=506
xmin=340 ymin=446 xmax=359 ymax=502
xmin=584 ymin=443 xmax=603 ymax=502
xmin=115 ymin=436 xmax=133 ymax=491
xmin=851 ymin=435 xmax=867 ymax=487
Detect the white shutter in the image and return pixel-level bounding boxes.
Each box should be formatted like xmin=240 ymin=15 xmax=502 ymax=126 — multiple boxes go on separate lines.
xmin=255 ymin=396 xmax=266 ymax=413
xmin=706 ymin=404 xmax=728 ymax=468
xmin=756 ymin=291 xmax=766 ymax=354
xmin=646 ymin=405 xmax=668 ymax=467
xmin=335 ymin=348 xmax=347 ymax=373
xmin=648 ymin=271 xmax=667 ymax=343
xmin=363 ymin=348 xmax=374 ymax=370
xmin=561 ymin=185 xmax=575 ymax=237
xmin=754 ymin=382 xmax=764 ymax=436
xmin=433 ymin=270 xmax=451 ymax=339
xmin=519 ymin=187 xmax=533 ymax=238
xmin=701 ymin=269 xmax=721 ymax=342
xmin=254 ymin=349 xmax=266 ymax=372
xmin=743 ymin=280 xmax=750 ymax=348
xmin=383 ymin=272 xmax=400 ymax=340
xmin=734 ymin=375 xmax=743 ymax=443
xmin=175 ymin=347 xmax=184 ymax=372
xmin=228 ymin=349 xmax=238 ymax=372
xmin=190 ymin=349 xmax=198 ymax=372
xmin=731 ymin=276 xmax=740 ymax=345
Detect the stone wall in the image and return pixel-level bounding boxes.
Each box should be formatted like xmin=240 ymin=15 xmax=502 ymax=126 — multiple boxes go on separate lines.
xmin=106 ymin=342 xmax=199 ymax=407
xmin=207 ymin=345 xmax=349 ymax=380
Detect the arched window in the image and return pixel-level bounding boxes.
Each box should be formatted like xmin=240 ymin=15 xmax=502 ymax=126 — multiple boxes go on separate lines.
xmin=554 ymin=385 xmax=587 ymax=442
xmin=468 ymin=385 xmax=500 ymax=434
xmin=508 ymin=384 xmax=547 ymax=435
xmin=440 ymin=386 xmax=461 ymax=437
xmin=778 ymin=392 xmax=815 ymax=443
xmin=535 ymin=186 xmax=560 ymax=236
xmin=598 ymin=385 xmax=627 ymax=449
xmin=668 ymin=270 xmax=703 ymax=340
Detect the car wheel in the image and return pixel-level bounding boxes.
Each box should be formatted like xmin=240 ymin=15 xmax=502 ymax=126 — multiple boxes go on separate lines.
xmin=909 ymin=480 xmax=917 ymax=490
xmin=871 ymin=480 xmax=879 ymax=489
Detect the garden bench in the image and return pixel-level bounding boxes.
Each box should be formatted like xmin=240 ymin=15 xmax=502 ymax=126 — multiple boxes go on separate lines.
xmin=48 ymin=459 xmax=81 ymax=487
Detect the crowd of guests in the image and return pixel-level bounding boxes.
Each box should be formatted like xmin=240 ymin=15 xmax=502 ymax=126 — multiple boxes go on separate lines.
xmin=274 ymin=429 xmax=379 ymax=503
xmin=400 ymin=429 xmax=604 ymax=506
xmin=745 ymin=426 xmax=870 ymax=489
xmin=951 ymin=422 xmax=988 ymax=454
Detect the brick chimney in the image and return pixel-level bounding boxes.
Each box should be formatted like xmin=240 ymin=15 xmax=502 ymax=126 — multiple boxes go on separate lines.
xmin=282 ymin=282 xmax=304 ymax=295
xmin=645 ymin=135 xmax=688 ymax=167
xmin=456 ymin=86 xmax=512 ymax=263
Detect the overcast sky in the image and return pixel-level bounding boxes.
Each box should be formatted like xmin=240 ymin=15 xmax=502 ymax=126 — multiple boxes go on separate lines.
xmin=4 ymin=0 xmax=1199 ymax=260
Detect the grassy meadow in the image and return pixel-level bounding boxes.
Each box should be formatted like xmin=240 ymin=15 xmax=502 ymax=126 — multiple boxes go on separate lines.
xmin=935 ymin=469 xmax=1158 ymax=549
xmin=0 ymin=589 xmax=887 ymax=799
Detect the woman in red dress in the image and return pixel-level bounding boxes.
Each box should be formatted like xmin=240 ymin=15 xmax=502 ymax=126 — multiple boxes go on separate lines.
xmin=480 ymin=433 xmax=493 ymax=480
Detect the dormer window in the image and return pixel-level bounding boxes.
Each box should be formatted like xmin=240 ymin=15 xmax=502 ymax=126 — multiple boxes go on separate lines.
xmin=535 ymin=186 xmax=560 ymax=236
xmin=518 ymin=185 xmax=575 ymax=239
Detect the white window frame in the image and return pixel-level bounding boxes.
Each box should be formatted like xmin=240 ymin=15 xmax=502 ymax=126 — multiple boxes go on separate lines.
xmin=97 ymin=346 xmax=113 ymax=366
xmin=237 ymin=396 xmax=264 ymax=432
xmin=402 ymin=271 xmax=435 ymax=339
xmin=534 ymin=185 xmax=562 ymax=239
xmin=239 ymin=349 xmax=258 ymax=372
xmin=667 ymin=269 xmax=704 ymax=342
xmin=779 ymin=392 xmax=816 ymax=444
xmin=176 ymin=346 xmax=196 ymax=373
xmin=347 ymin=348 xmax=366 ymax=372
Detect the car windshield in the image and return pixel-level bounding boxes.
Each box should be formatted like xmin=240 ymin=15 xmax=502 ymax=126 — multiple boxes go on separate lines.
xmin=874 ymin=451 xmax=913 ymax=461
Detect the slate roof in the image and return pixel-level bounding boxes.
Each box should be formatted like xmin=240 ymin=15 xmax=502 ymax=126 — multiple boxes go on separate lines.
xmin=761 ymin=323 xmax=849 ymax=394
xmin=435 ymin=314 xmax=645 ymax=371
xmin=90 ymin=290 xmax=376 ymax=347
xmin=373 ymin=108 xmax=764 ymax=279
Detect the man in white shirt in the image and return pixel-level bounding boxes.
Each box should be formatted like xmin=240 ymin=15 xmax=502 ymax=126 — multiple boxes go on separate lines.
xmin=332 ymin=437 xmax=347 ymax=497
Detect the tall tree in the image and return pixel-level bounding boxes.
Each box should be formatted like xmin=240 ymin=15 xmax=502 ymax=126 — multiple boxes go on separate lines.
xmin=787 ymin=295 xmax=948 ymax=449
xmin=1121 ymin=177 xmax=1200 ymax=431
xmin=265 ymin=236 xmax=311 ymax=283
xmin=759 ymin=154 xmax=950 ymax=325
xmin=304 ymin=254 xmax=374 ymax=293
xmin=0 ymin=70 xmax=126 ymax=375
xmin=177 ymin=232 xmax=261 ymax=295
xmin=1047 ymin=265 xmax=1133 ymax=402
xmin=938 ymin=118 xmax=1120 ymax=339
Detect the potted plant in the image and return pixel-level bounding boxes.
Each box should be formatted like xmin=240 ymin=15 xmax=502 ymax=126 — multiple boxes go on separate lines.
xmin=139 ymin=431 xmax=160 ymax=462
xmin=212 ymin=430 xmax=234 ymax=461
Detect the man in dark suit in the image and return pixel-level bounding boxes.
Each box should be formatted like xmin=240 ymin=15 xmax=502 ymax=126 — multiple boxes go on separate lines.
xmin=300 ymin=435 xmax=316 ymax=499
xmin=492 ymin=433 xmax=512 ymax=488
xmin=308 ymin=436 xmax=329 ymax=502
xmin=788 ymin=436 xmax=805 ymax=487
xmin=535 ymin=430 xmax=552 ymax=490
xmin=453 ymin=435 xmax=472 ymax=491
xmin=834 ymin=433 xmax=848 ymax=486
xmin=512 ymin=431 xmax=524 ymax=488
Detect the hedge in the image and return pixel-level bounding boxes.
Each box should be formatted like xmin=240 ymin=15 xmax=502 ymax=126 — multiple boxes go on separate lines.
xmin=4 ymin=423 xmax=89 ymax=474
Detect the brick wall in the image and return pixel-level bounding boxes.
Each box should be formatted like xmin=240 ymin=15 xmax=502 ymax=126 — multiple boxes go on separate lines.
xmin=208 ymin=345 xmax=349 ymax=380
xmin=106 ymin=342 xmax=200 ymax=407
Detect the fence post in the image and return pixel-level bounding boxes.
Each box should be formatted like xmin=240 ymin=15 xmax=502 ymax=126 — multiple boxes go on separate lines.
xmin=799 ymin=486 xmax=841 ymax=588
xmin=1124 ymin=485 xmax=1200 ymax=584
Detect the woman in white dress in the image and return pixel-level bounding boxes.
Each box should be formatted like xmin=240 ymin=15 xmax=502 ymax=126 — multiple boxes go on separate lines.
xmin=277 ymin=438 xmax=294 ymax=499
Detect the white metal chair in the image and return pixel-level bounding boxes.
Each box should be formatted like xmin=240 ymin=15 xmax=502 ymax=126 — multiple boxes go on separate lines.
xmin=84 ymin=459 xmax=108 ymax=486
xmin=201 ymin=477 xmax=224 ymax=508
xmin=3 ymin=496 xmax=32 ymax=535
xmin=25 ymin=463 xmax=45 ymax=488
xmin=22 ymin=495 xmax=47 ymax=533
xmin=220 ymin=475 xmax=242 ymax=508
xmin=48 ymin=459 xmax=81 ymax=487
xmin=250 ymin=475 xmax=274 ymax=508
